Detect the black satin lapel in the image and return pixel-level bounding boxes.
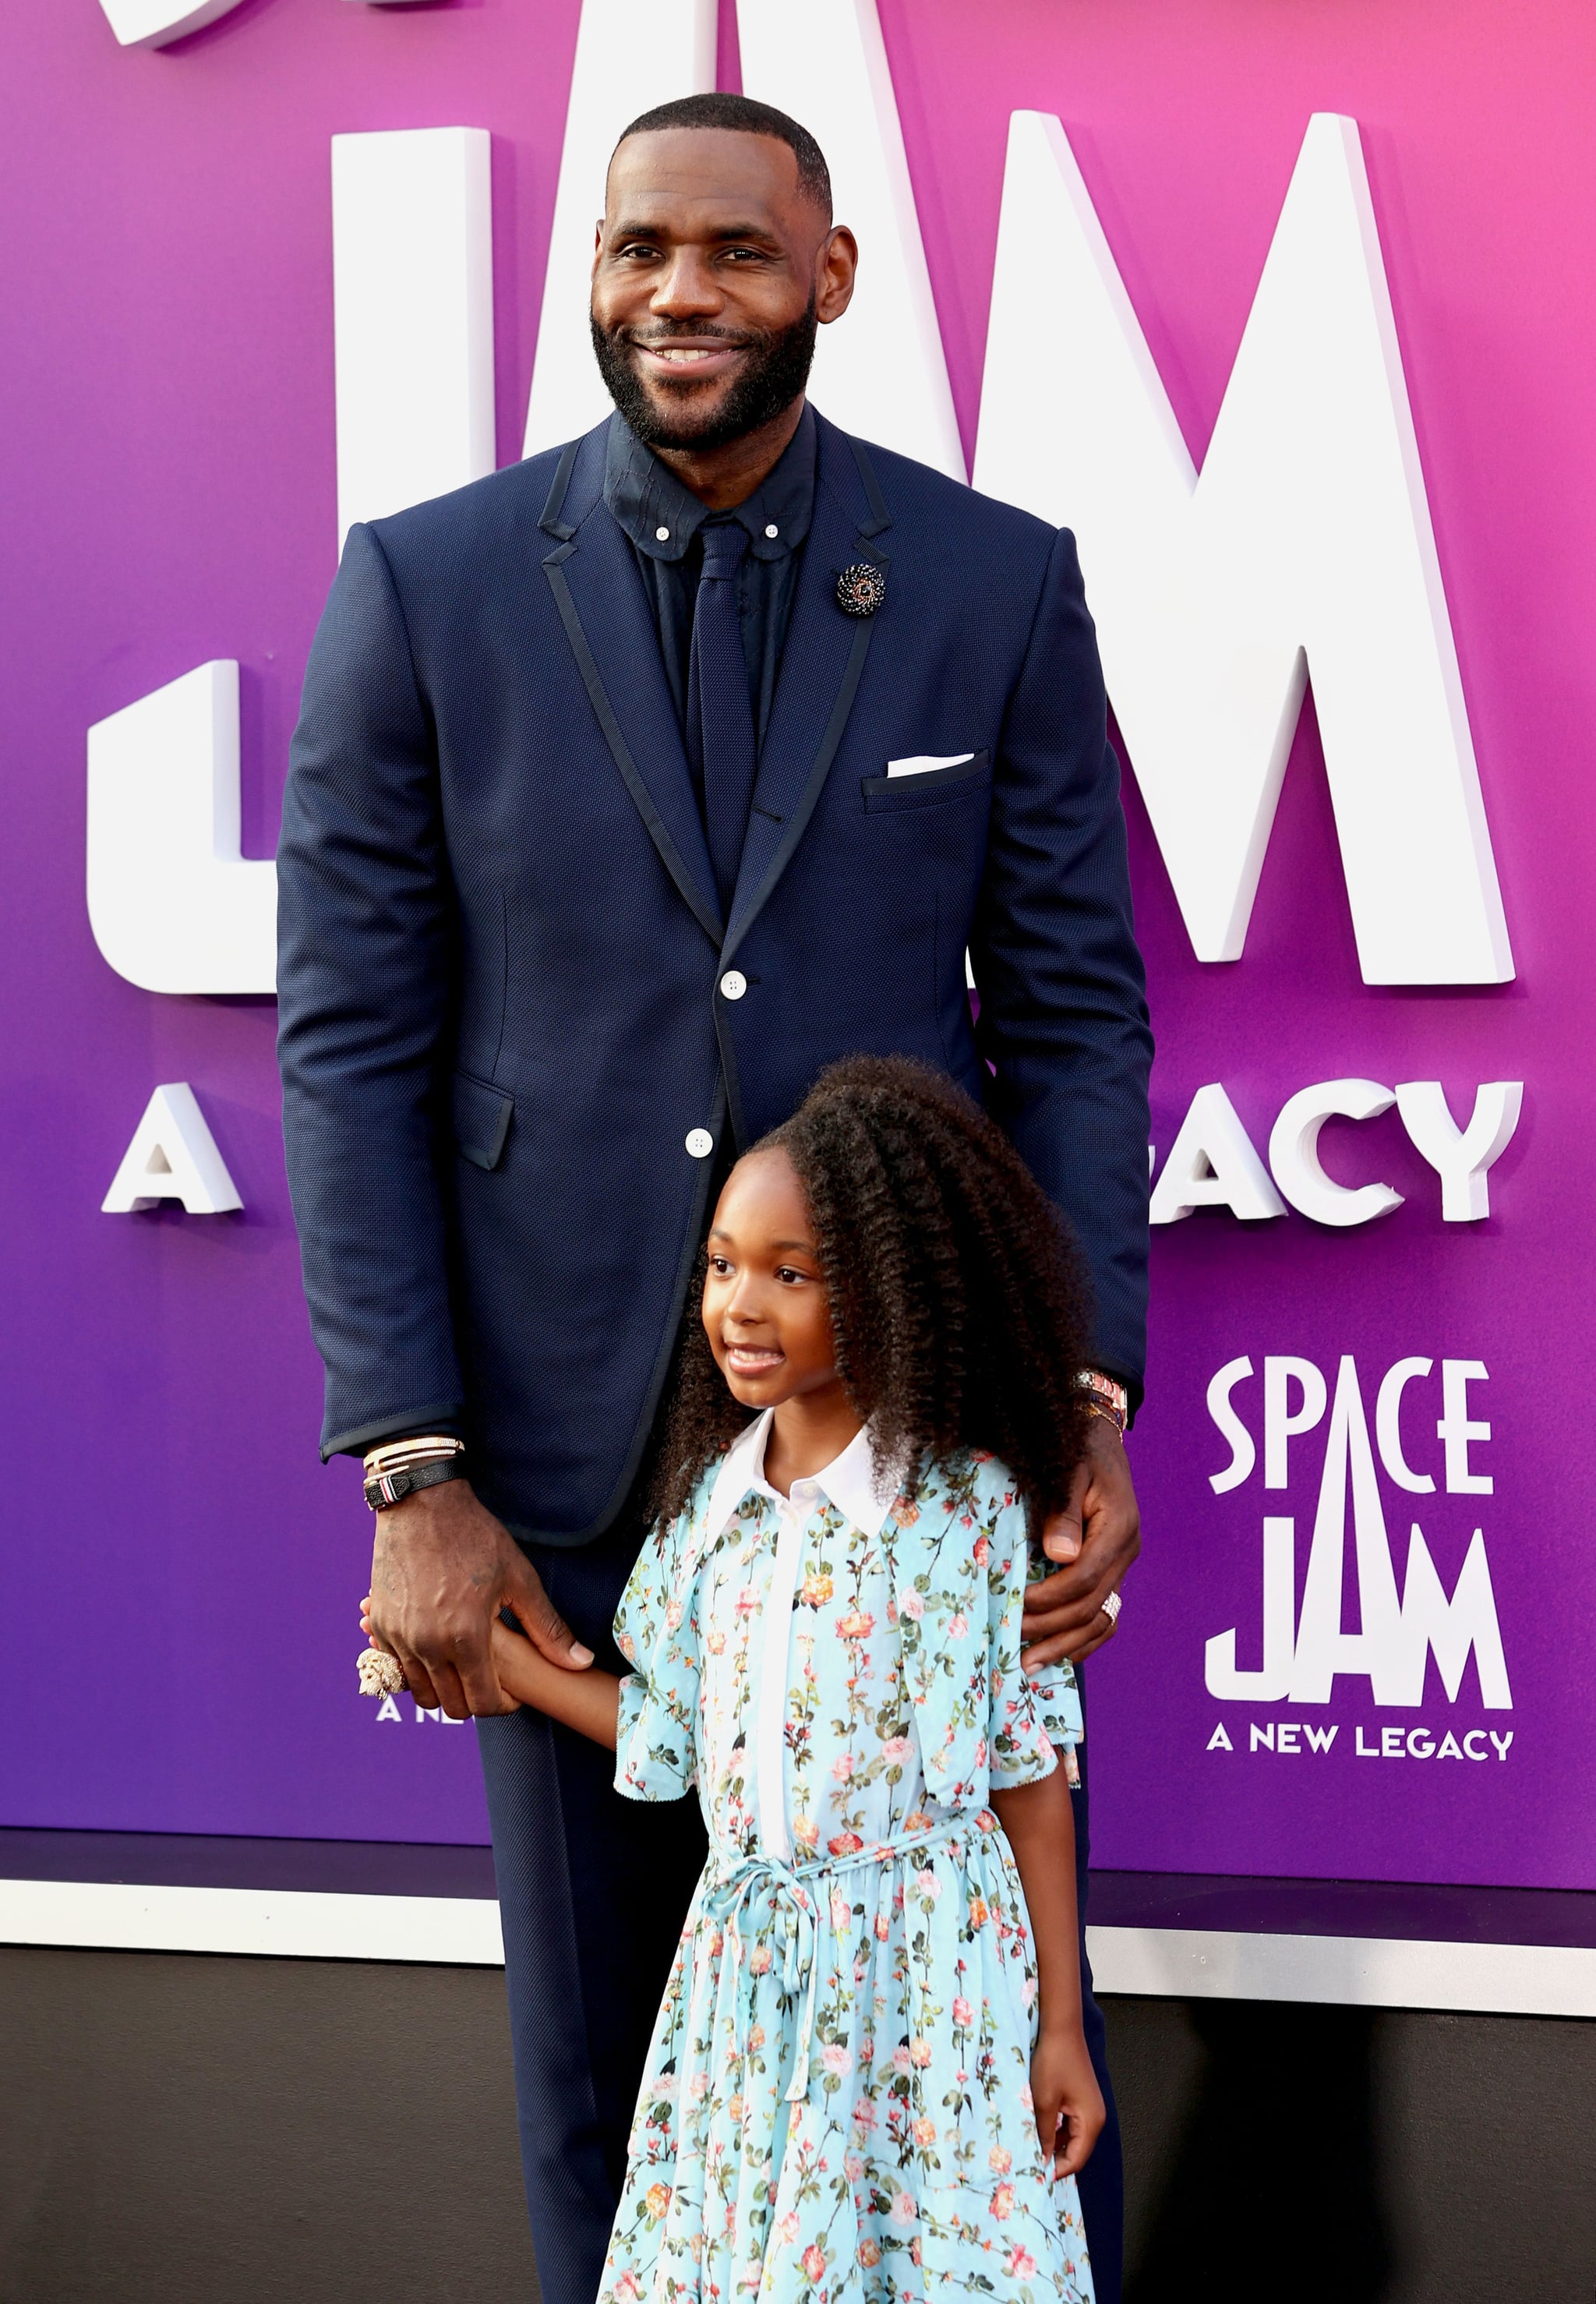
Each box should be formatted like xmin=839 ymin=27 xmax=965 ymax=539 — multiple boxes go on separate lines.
xmin=543 ymin=508 xmax=722 ymax=945
xmin=722 ymin=434 xmax=888 ymax=965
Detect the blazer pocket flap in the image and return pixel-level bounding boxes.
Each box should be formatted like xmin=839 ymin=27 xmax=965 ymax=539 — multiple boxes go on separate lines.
xmin=860 ymin=749 xmax=990 ymax=809
xmin=887 ymin=752 xmax=976 ymax=778
xmin=452 ymin=1070 xmax=514 ymax=1171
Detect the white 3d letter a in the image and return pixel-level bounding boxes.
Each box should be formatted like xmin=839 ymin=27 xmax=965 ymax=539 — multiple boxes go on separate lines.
xmin=974 ymin=111 xmax=1512 ymax=988
xmin=102 ymin=1084 xmax=242 ymax=1214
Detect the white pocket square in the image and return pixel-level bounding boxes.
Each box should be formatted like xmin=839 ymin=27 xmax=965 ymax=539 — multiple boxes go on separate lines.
xmin=885 ymin=752 xmax=976 ymax=778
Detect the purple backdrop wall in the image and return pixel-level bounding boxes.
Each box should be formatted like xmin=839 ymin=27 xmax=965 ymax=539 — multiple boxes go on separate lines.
xmin=2 ymin=0 xmax=1591 ymax=1883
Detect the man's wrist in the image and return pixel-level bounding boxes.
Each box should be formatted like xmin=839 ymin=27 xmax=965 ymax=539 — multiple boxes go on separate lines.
xmin=363 ymin=1434 xmax=468 ymax=1511
xmin=1076 ymin=1368 xmax=1128 ymax=1436
xmin=365 ymin=1456 xmax=469 ymax=1511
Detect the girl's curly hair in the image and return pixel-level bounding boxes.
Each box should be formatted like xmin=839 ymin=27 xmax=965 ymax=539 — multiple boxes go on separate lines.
xmin=648 ymin=1055 xmax=1096 ymax=1531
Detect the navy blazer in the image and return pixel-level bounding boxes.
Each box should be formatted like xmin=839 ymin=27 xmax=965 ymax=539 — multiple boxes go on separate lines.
xmin=277 ymin=412 xmax=1152 ymax=1544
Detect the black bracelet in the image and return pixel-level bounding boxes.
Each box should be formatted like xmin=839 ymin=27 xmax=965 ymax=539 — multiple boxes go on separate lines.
xmin=364 ymin=1458 xmax=469 ymax=1513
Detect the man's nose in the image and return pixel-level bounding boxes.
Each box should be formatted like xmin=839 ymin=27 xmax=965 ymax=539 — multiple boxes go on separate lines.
xmin=651 ymin=248 xmax=722 ymax=318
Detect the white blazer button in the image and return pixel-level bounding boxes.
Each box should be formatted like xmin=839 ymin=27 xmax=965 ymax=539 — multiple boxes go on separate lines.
xmin=685 ymin=1128 xmax=715 ymax=1159
xmin=719 ymin=970 xmax=748 ymax=1000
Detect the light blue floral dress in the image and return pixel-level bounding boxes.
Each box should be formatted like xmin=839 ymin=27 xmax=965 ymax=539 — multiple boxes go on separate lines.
xmin=601 ymin=1411 xmax=1094 ymax=2304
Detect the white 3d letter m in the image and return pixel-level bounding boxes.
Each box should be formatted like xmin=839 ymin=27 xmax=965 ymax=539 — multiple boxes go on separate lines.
xmin=974 ymin=111 xmax=1512 ymax=988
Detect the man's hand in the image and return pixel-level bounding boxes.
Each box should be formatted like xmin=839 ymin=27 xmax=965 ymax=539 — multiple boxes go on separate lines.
xmin=1021 ymin=1416 xmax=1141 ymax=1671
xmin=366 ymin=1479 xmax=593 ymax=1719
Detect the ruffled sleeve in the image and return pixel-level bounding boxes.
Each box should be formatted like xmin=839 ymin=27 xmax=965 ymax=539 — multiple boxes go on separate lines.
xmin=983 ymin=1505 xmax=1072 ymax=1790
xmin=1020 ymin=1550 xmax=1084 ymax=1764
xmin=898 ymin=1454 xmax=1072 ymax=1804
xmin=612 ymin=1501 xmax=703 ymax=1802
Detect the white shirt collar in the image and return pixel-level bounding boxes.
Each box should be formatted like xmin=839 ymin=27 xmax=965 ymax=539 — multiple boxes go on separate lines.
xmin=702 ymin=1409 xmax=901 ymax=1544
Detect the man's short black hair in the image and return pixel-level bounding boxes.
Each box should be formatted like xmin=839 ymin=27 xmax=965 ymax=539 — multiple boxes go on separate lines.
xmin=614 ymin=92 xmax=833 ymax=220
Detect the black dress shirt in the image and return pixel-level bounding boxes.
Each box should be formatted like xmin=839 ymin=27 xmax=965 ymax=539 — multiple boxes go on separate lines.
xmin=602 ymin=404 xmax=817 ymax=749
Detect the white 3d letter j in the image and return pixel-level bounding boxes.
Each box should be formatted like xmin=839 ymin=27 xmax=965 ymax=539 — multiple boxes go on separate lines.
xmin=87 ymin=663 xmax=277 ymax=995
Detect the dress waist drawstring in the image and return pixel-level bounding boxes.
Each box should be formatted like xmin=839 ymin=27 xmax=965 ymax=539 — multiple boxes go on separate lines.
xmin=702 ymin=1815 xmax=986 ymax=2104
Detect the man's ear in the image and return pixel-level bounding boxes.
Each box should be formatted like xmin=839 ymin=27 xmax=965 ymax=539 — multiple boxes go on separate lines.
xmin=817 ymin=226 xmax=859 ymax=326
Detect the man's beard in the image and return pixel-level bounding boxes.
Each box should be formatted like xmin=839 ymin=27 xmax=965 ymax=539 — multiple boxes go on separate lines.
xmin=591 ymin=297 xmax=817 ymax=451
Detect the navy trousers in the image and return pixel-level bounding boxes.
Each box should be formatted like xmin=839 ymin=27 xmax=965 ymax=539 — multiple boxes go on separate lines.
xmin=478 ymin=1519 xmax=1124 ymax=2304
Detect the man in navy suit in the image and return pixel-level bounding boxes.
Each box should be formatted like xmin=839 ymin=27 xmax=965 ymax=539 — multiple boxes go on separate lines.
xmin=279 ymin=92 xmax=1150 ymax=2304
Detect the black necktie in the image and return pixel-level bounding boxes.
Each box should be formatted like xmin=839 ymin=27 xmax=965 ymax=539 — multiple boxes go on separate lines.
xmin=687 ymin=518 xmax=756 ymax=915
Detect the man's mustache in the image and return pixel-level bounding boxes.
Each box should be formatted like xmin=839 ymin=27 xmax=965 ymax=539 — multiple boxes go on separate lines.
xmin=619 ymin=324 xmax=756 ymax=348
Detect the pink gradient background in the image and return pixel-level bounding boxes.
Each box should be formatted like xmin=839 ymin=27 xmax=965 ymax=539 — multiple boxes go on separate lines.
xmin=1 ymin=0 xmax=1591 ymax=1880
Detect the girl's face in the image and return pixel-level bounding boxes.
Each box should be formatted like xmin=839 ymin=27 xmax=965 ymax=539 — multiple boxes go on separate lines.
xmin=703 ymin=1147 xmax=842 ymax=1411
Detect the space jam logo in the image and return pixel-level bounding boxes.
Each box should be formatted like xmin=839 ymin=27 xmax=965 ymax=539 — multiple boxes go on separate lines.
xmin=1201 ymin=1353 xmax=1513 ymax=1765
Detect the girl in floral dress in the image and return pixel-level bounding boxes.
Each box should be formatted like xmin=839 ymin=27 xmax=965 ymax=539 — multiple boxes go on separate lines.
xmin=368 ymin=1055 xmax=1104 ymax=2304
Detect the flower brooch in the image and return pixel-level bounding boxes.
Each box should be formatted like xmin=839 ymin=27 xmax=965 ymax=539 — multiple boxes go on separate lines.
xmin=835 ymin=562 xmax=887 ymax=617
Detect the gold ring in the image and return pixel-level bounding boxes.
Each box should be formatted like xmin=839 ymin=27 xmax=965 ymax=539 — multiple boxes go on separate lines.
xmin=357 ymin=1645 xmax=406 ymax=1697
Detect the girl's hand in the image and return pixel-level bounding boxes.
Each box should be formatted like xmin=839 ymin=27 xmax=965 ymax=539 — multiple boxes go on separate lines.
xmin=1029 ymin=2027 xmax=1105 ymax=2179
xmin=489 ymin=1610 xmax=535 ymax=1684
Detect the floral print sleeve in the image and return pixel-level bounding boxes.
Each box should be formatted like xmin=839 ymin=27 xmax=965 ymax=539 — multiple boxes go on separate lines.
xmin=613 ymin=1507 xmax=701 ymax=1802
xmin=985 ymin=1501 xmax=1074 ymax=1787
xmin=1022 ymin=1547 xmax=1085 ymax=1762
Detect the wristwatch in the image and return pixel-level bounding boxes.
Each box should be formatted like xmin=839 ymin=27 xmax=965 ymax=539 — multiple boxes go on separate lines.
xmin=363 ymin=1457 xmax=469 ymax=1512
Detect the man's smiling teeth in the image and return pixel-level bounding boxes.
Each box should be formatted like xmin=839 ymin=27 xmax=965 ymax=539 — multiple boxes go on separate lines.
xmin=650 ymin=345 xmax=728 ymax=363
